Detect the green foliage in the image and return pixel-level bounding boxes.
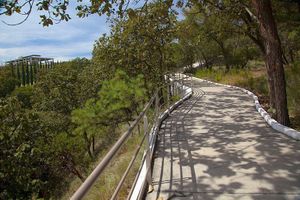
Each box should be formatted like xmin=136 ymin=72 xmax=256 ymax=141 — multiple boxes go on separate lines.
xmin=32 ymin=58 xmax=88 ymax=115
xmin=92 ymin=2 xmax=177 ymax=93
xmin=237 ymin=76 xmax=269 ymax=96
xmin=2 ymin=0 xmax=300 ymax=198
xmin=77 ymin=62 xmax=105 ymax=104
xmin=1 ymin=0 xmax=172 ymax=26
xmin=274 ymin=1 xmax=300 ymax=63
xmin=0 ymin=67 xmax=20 ymax=98
xmin=72 ymin=70 xmax=146 ymax=157
xmin=11 ymin=86 xmax=34 ymax=108
xmin=195 ymin=69 xmax=224 ymax=82
xmin=44 ymin=131 xmax=87 ymax=182
xmin=226 ymin=37 xmax=260 ymax=68
xmin=178 ymin=3 xmax=261 ymax=71
xmin=25 ymin=62 xmax=30 ymax=85
xmin=286 ymin=62 xmax=300 ymax=117
xmin=95 ymin=70 xmax=145 ymax=124
xmin=0 ymin=97 xmax=49 ymax=199
xmin=0 ymin=58 xmax=103 ymax=199
xmin=0 ymin=95 xmax=88 ymax=199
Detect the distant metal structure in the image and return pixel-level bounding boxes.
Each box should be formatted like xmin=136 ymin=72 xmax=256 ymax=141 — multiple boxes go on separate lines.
xmin=5 ymin=55 xmax=56 ymax=86
xmin=6 ymin=54 xmax=54 ymax=65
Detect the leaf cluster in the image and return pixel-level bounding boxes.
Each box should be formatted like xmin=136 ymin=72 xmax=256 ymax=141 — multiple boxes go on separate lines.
xmin=72 ymin=70 xmax=146 ymax=154
xmin=92 ymin=2 xmax=178 ymax=95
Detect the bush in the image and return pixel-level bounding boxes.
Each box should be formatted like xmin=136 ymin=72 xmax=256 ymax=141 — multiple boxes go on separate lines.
xmin=286 ymin=62 xmax=300 ymax=117
xmin=11 ymin=86 xmax=34 ymax=108
xmin=0 ymin=67 xmax=20 ymax=98
xmin=237 ymin=76 xmax=268 ymax=96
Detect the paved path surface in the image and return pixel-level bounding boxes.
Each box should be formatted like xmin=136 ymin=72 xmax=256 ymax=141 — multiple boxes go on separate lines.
xmin=146 ymin=78 xmax=300 ymax=200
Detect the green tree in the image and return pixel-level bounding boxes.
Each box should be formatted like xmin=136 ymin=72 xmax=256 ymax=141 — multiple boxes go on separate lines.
xmin=32 ymin=58 xmax=87 ymax=115
xmin=72 ymin=70 xmax=145 ymax=158
xmin=274 ymin=0 xmax=300 ymax=63
xmin=182 ymin=0 xmax=292 ymax=125
xmin=92 ymin=2 xmax=177 ymax=95
xmin=0 ymin=66 xmax=20 ymax=97
xmin=11 ymin=86 xmax=34 ymax=108
xmin=0 ymin=96 xmax=87 ymax=199
xmin=0 ymin=97 xmax=49 ymax=199
xmin=251 ymin=0 xmax=290 ymax=125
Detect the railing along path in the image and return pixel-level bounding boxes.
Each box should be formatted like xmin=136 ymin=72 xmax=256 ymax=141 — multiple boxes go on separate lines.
xmin=71 ymin=74 xmax=193 ymax=200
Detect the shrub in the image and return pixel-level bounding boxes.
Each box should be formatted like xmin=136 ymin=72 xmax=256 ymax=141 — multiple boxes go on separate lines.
xmin=11 ymin=86 xmax=34 ymax=108
xmin=237 ymin=76 xmax=268 ymax=96
xmin=0 ymin=77 xmax=20 ymax=98
xmin=286 ymin=62 xmax=300 ymax=117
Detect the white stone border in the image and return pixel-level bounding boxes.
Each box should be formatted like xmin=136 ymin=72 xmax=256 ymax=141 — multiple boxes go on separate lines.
xmin=193 ymin=77 xmax=300 ymax=141
xmin=130 ymin=76 xmax=193 ymax=200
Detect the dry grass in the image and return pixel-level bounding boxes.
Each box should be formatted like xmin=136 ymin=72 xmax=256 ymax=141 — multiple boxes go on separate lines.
xmin=83 ymin=132 xmax=144 ymax=200
xmin=60 ymin=124 xmax=145 ymax=200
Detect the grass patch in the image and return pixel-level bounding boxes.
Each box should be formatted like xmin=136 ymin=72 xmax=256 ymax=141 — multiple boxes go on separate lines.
xmin=286 ymin=62 xmax=300 ymax=130
xmin=195 ymin=68 xmax=251 ymax=85
xmin=83 ymin=132 xmax=145 ymax=200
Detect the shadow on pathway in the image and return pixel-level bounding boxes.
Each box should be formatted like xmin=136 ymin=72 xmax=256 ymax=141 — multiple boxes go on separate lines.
xmin=146 ymin=79 xmax=300 ymax=200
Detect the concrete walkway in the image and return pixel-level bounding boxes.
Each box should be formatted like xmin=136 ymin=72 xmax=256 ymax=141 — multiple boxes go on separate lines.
xmin=146 ymin=78 xmax=300 ymax=200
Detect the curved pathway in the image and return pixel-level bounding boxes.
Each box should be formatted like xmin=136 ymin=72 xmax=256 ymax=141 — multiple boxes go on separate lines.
xmin=146 ymin=78 xmax=300 ymax=200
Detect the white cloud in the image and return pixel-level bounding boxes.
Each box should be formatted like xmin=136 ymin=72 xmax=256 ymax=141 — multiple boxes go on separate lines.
xmin=0 ymin=41 xmax=93 ymax=57
xmin=0 ymin=2 xmax=110 ymax=63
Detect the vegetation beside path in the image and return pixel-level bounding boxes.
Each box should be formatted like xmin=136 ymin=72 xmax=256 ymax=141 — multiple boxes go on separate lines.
xmin=1 ymin=0 xmax=300 ymax=199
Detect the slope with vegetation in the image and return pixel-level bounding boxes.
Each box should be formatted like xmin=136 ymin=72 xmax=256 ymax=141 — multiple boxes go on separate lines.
xmin=0 ymin=0 xmax=299 ymax=199
xmin=1 ymin=2 xmax=179 ymax=199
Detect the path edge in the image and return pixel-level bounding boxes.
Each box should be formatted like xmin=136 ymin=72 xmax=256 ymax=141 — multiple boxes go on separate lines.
xmin=129 ymin=77 xmax=193 ymax=200
xmin=193 ymin=76 xmax=300 ymax=141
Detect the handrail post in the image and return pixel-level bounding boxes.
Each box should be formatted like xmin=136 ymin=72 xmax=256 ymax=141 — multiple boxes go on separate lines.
xmin=171 ymin=79 xmax=174 ymax=97
xmin=175 ymin=81 xmax=178 ymax=97
xmin=155 ymin=91 xmax=159 ymax=121
xmin=180 ymin=78 xmax=184 ymax=97
xmin=143 ymin=115 xmax=153 ymax=192
xmin=167 ymin=80 xmax=170 ymax=112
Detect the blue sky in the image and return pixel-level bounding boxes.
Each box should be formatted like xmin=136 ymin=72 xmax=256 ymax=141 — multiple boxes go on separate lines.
xmin=0 ymin=2 xmax=110 ymax=64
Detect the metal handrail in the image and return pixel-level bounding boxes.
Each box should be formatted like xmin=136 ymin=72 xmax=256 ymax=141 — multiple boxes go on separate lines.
xmin=71 ymin=73 xmax=193 ymax=200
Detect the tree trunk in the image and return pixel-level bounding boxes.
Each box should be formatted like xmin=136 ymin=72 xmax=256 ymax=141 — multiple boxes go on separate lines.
xmin=200 ymin=51 xmax=209 ymax=69
xmin=69 ymin=158 xmax=85 ymax=182
xmin=83 ymin=132 xmax=94 ymax=159
xmin=249 ymin=43 xmax=276 ymax=110
xmin=251 ymin=0 xmax=290 ymax=126
xmin=92 ymin=136 xmax=95 ymax=154
xmin=212 ymin=37 xmax=231 ymax=72
xmin=242 ymin=11 xmax=276 ymax=109
xmin=265 ymin=63 xmax=276 ymax=110
xmin=219 ymin=42 xmax=230 ymax=72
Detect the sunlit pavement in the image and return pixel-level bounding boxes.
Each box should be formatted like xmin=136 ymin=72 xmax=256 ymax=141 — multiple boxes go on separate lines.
xmin=146 ymin=79 xmax=300 ymax=200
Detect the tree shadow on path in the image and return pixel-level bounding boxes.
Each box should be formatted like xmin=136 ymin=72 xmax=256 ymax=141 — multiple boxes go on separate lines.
xmin=147 ymin=80 xmax=300 ymax=200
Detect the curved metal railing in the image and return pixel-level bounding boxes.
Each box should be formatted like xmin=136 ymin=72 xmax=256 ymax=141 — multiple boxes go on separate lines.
xmin=71 ymin=73 xmax=193 ymax=200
